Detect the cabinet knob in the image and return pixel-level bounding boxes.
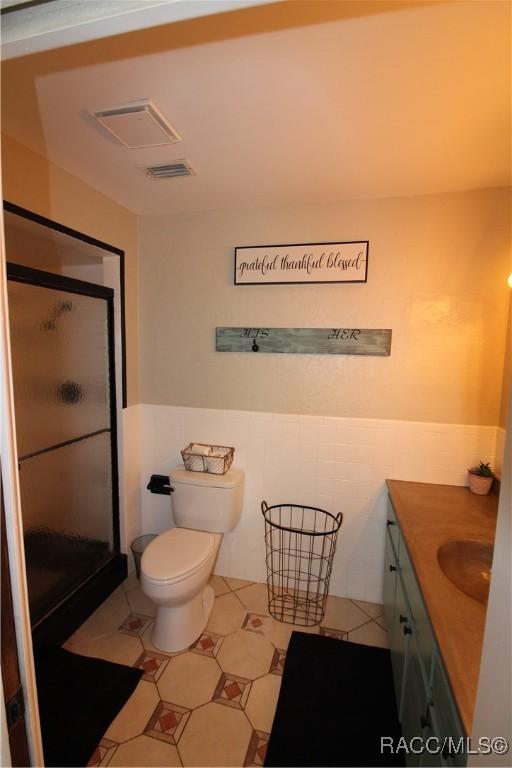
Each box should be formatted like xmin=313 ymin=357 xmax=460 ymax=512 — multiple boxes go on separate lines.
xmin=399 ymin=614 xmax=408 ymax=623
xmin=403 ymin=625 xmax=413 ymax=635
xmin=386 ymin=520 xmax=396 ymax=527
xmin=389 ymin=564 xmax=397 ymax=572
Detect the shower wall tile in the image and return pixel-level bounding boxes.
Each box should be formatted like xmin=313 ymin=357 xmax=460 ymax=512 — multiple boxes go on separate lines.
xmin=137 ymin=404 xmax=501 ymax=603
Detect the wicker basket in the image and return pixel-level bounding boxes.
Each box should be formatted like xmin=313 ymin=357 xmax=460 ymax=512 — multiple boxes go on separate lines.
xmin=181 ymin=443 xmax=235 ymax=475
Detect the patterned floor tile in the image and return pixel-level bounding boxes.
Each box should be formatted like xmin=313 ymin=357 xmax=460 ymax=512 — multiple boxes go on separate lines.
xmin=244 ymin=730 xmax=269 ymax=767
xmin=351 ymin=599 xmax=385 ymax=619
xmin=157 ymin=651 xmax=221 ymax=709
xmin=242 ymin=612 xmax=271 ymax=634
xmin=213 ymin=672 xmax=252 ymax=710
xmin=144 ymin=700 xmax=191 ymax=745
xmin=235 ymin=583 xmax=270 ymax=615
xmin=119 ymin=613 xmax=153 ymax=636
xmin=122 ymin=570 xmax=140 ymax=593
xmin=217 ymin=629 xmax=275 ymax=680
xmin=134 ymin=649 xmax=170 ymax=682
xmin=65 ymin=630 xmax=143 ymax=667
xmin=105 ymin=680 xmax=160 ymax=743
xmin=179 ymin=701 xmax=252 ymax=767
xmin=269 ymin=647 xmax=286 ymax=675
xmin=245 ymin=674 xmax=281 ymax=732
xmin=207 ymin=591 xmax=247 ymax=635
xmin=71 ymin=578 xmax=388 ymax=768
xmin=348 ymin=619 xmax=389 ymax=649
xmin=210 ymin=574 xmax=231 ymax=596
xmin=320 ymin=626 xmax=348 ymax=641
xmin=126 ymin=587 xmax=157 ymax=617
xmin=72 ymin=587 xmax=131 ymax=644
xmin=140 ymin=621 xmax=186 ymax=657
xmin=223 ymin=577 xmax=254 ymax=591
xmin=322 ymin=595 xmax=371 ymax=632
xmin=190 ymin=629 xmax=224 ymax=657
xmin=87 ymin=737 xmax=118 ymax=767
xmin=262 ymin=615 xmax=320 ymax=649
xmin=108 ymin=734 xmax=181 ymax=767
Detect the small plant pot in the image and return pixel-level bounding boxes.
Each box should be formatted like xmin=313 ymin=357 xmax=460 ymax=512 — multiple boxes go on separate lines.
xmin=467 ymin=471 xmax=493 ymax=496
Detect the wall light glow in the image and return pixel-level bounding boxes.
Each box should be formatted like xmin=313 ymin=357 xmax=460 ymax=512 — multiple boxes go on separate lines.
xmin=508 ymin=273 xmax=512 ymax=288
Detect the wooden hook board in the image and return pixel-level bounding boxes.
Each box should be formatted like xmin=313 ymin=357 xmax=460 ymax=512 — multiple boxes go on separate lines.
xmin=216 ymin=327 xmax=392 ymax=356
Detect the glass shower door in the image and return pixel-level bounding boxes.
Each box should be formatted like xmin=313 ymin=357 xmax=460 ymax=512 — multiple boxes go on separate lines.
xmin=7 ymin=265 xmax=119 ymax=627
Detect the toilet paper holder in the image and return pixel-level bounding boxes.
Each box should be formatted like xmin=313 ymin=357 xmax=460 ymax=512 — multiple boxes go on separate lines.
xmin=147 ymin=474 xmax=173 ymax=495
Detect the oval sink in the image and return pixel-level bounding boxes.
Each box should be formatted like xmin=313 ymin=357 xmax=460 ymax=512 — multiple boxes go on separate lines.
xmin=437 ymin=540 xmax=493 ymax=605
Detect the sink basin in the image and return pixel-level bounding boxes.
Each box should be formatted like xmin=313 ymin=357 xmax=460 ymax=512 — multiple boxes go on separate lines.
xmin=437 ymin=540 xmax=493 ymax=605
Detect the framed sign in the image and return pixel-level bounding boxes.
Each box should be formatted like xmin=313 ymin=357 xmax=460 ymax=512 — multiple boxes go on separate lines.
xmin=234 ymin=241 xmax=369 ymax=285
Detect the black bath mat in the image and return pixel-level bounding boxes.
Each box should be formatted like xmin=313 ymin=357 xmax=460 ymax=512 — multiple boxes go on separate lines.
xmin=265 ymin=632 xmax=404 ymax=767
xmin=34 ymin=644 xmax=143 ymax=767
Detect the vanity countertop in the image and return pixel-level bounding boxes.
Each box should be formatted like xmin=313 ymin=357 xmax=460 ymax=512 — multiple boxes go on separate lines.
xmin=386 ymin=479 xmax=498 ymax=737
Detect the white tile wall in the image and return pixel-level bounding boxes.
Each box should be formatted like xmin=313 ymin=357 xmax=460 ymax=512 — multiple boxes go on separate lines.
xmin=495 ymin=428 xmax=506 ymax=475
xmin=119 ymin=405 xmax=142 ymax=555
xmin=136 ymin=404 xmax=500 ymax=603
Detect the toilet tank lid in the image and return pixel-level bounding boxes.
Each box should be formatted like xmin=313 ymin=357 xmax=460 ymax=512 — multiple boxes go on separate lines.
xmin=170 ymin=465 xmax=244 ymax=489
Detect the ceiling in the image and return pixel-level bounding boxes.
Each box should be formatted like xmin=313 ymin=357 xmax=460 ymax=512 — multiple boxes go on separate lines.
xmin=0 ymin=0 xmax=266 ymax=59
xmin=1 ymin=0 xmax=510 ymax=215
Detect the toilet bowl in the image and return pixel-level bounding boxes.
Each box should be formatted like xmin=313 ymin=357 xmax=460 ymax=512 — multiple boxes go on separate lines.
xmin=141 ymin=527 xmax=221 ymax=652
xmin=140 ymin=465 xmax=244 ymax=652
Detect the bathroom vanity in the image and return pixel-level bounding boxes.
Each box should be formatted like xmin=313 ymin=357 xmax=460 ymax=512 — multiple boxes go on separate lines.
xmin=384 ymin=480 xmax=498 ymax=767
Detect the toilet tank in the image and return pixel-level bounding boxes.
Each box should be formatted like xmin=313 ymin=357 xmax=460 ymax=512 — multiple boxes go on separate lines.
xmin=170 ymin=466 xmax=244 ymax=533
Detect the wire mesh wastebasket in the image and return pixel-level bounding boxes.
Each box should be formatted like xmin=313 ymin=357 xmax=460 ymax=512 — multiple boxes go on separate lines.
xmin=262 ymin=501 xmax=343 ymax=626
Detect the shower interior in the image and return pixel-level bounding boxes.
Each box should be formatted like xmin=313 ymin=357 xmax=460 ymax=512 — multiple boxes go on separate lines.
xmin=5 ymin=205 xmax=127 ymax=645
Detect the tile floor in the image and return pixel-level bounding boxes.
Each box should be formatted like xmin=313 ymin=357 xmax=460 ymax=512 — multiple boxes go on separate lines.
xmin=63 ymin=573 xmax=388 ymax=767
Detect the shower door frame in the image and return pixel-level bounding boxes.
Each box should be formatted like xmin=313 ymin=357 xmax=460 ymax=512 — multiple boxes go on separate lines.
xmin=6 ymin=262 xmax=125 ymax=644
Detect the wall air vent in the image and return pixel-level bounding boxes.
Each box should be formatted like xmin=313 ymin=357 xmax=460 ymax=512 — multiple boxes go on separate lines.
xmin=92 ymin=100 xmax=181 ymax=148
xmin=144 ymin=160 xmax=196 ymax=179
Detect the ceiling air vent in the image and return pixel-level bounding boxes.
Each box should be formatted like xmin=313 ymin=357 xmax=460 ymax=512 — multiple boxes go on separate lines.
xmin=144 ymin=160 xmax=196 ymax=179
xmin=92 ymin=100 xmax=181 ymax=148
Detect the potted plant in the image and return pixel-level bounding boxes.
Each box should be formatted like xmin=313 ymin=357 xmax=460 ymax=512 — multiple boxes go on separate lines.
xmin=467 ymin=462 xmax=494 ymax=495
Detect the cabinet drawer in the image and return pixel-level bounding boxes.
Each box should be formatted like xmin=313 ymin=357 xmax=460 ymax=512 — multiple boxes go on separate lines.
xmin=399 ymin=543 xmax=435 ymax=687
xmin=431 ymin=655 xmax=466 ymax=766
xmin=386 ymin=499 xmax=400 ymax=557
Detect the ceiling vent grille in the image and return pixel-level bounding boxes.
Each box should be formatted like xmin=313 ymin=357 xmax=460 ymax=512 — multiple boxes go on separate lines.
xmin=144 ymin=160 xmax=196 ymax=179
xmin=92 ymin=100 xmax=181 ymax=148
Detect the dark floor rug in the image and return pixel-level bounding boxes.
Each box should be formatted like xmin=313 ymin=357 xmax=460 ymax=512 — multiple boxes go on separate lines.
xmin=34 ymin=644 xmax=143 ymax=767
xmin=265 ymin=632 xmax=405 ymax=767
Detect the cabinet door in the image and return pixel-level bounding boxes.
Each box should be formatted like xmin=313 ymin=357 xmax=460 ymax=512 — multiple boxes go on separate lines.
xmin=390 ymin=571 xmax=410 ymax=718
xmin=431 ymin=655 xmax=466 ymax=766
xmin=401 ymin=637 xmax=430 ymax=767
xmin=400 ymin=543 xmax=435 ymax=686
xmin=386 ymin=499 xmax=401 ymax=555
xmin=383 ymin=528 xmax=398 ymax=631
xmin=420 ymin=707 xmax=454 ymax=768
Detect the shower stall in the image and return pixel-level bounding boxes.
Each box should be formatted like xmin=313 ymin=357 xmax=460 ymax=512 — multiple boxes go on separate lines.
xmin=7 ymin=262 xmax=126 ymax=645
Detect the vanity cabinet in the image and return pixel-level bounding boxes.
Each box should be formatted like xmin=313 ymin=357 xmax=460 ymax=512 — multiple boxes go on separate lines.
xmin=384 ymin=499 xmax=466 ymax=767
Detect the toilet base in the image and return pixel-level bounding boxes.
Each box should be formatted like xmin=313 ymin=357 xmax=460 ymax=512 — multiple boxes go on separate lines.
xmin=151 ymin=584 xmax=215 ymax=653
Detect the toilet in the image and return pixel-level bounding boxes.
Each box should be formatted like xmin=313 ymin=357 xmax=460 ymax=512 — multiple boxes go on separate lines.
xmin=140 ymin=465 xmax=244 ymax=652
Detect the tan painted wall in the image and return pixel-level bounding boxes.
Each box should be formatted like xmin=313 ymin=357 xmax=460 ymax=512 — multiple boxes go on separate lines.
xmin=139 ymin=187 xmax=511 ymax=425
xmin=1 ymin=134 xmax=140 ymax=404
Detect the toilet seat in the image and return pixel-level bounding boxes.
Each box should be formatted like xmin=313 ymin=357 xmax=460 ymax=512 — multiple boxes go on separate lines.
xmin=141 ymin=528 xmax=218 ymax=586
